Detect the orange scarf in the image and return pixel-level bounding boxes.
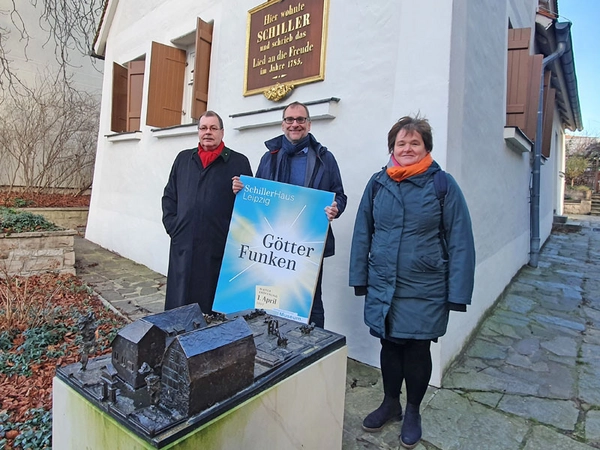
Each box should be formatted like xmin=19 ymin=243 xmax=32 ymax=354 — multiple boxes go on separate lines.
xmin=386 ymin=153 xmax=433 ymax=182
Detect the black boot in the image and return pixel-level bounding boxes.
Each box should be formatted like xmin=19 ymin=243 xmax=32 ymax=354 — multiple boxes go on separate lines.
xmin=362 ymin=395 xmax=402 ymax=432
xmin=400 ymin=403 xmax=422 ymax=448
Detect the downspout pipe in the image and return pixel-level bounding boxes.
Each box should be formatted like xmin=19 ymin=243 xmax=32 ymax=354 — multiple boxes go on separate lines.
xmin=529 ymin=21 xmax=571 ymax=267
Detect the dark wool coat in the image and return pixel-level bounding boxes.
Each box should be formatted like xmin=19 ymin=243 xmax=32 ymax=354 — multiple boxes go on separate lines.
xmin=162 ymin=146 xmax=252 ymax=313
xmin=349 ymin=161 xmax=475 ymax=340
xmin=255 ymin=133 xmax=347 ymax=257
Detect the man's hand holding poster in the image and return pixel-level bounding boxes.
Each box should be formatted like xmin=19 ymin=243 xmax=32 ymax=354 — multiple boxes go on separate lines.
xmin=213 ymin=175 xmax=334 ymax=323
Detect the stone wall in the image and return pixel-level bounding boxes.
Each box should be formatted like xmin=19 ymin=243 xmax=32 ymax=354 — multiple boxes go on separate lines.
xmin=0 ymin=230 xmax=76 ymax=277
xmin=563 ymin=200 xmax=591 ymax=215
xmin=564 ymin=188 xmax=592 ymax=201
xmin=22 ymin=207 xmax=88 ymax=231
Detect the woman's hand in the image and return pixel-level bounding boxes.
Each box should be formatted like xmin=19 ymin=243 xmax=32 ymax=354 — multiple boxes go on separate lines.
xmin=232 ymin=176 xmax=244 ymax=194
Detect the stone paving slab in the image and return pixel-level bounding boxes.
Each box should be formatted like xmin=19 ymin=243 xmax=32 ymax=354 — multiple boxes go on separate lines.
xmin=73 ymin=215 xmax=600 ymax=449
xmin=522 ymin=425 xmax=595 ymax=450
xmin=496 ymin=395 xmax=579 ymax=430
xmin=424 ymin=389 xmax=530 ymax=450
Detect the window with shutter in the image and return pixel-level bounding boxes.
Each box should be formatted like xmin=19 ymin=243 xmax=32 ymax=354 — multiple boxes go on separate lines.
xmin=109 ymin=17 xmax=213 ymax=133
xmin=506 ymin=28 xmax=542 ymax=142
xmin=191 ymin=18 xmax=213 ymax=121
xmin=542 ymin=70 xmax=556 ymax=158
xmin=111 ymin=60 xmax=145 ymax=133
xmin=112 ymin=63 xmax=128 ymax=133
xmin=146 ymin=42 xmax=187 ymax=128
xmin=181 ymin=47 xmax=196 ymax=124
xmin=127 ymin=60 xmax=145 ymax=132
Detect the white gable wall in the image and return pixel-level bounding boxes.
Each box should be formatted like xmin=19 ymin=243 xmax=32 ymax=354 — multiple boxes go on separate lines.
xmin=88 ymin=0 xmax=562 ymax=386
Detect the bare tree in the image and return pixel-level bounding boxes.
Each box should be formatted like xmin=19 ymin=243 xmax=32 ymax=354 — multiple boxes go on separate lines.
xmin=0 ymin=0 xmax=105 ymax=99
xmin=0 ymin=75 xmax=99 ymax=195
xmin=0 ymin=0 xmax=103 ymax=195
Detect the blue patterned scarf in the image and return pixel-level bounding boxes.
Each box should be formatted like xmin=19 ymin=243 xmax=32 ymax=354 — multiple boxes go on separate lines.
xmin=277 ymin=135 xmax=311 ymax=183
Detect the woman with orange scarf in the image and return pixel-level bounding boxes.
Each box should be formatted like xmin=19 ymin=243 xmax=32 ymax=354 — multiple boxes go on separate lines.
xmin=349 ymin=116 xmax=475 ymax=448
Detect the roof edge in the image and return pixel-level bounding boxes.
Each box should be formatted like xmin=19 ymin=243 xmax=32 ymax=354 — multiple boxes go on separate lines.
xmin=92 ymin=0 xmax=120 ymax=58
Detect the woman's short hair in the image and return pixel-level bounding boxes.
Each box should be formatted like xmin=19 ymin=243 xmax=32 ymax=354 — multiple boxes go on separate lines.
xmin=387 ymin=116 xmax=433 ymax=153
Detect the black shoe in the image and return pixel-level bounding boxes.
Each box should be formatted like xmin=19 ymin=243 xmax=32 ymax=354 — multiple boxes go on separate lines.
xmin=362 ymin=396 xmax=402 ymax=432
xmin=400 ymin=403 xmax=422 ymax=449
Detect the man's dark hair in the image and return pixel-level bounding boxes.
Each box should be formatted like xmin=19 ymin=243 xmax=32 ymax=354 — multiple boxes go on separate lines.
xmin=199 ymin=110 xmax=224 ymax=129
xmin=387 ymin=115 xmax=433 ymax=153
xmin=283 ymin=101 xmax=311 ymax=120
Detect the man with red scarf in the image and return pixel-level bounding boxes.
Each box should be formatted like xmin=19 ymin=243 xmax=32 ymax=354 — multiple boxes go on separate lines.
xmin=162 ymin=111 xmax=252 ymax=313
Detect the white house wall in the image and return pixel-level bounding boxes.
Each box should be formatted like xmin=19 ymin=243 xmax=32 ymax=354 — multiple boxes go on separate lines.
xmin=88 ymin=0 xmax=558 ymax=386
xmin=556 ymin=120 xmax=567 ymax=215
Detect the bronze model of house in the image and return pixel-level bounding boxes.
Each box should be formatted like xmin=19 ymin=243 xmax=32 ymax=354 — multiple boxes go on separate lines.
xmin=160 ymin=316 xmax=257 ymax=416
xmin=111 ymin=303 xmax=207 ymax=388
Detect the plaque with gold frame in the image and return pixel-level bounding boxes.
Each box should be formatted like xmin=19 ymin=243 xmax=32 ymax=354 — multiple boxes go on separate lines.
xmin=244 ymin=0 xmax=329 ymax=98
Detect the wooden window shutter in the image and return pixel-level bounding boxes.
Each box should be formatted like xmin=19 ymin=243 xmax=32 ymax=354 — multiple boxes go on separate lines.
xmin=146 ymin=42 xmax=186 ymax=128
xmin=542 ymin=70 xmax=556 ymax=158
xmin=191 ymin=18 xmax=213 ymax=121
xmin=506 ymin=28 xmax=542 ymax=142
xmin=524 ymin=54 xmax=543 ymax=142
xmin=111 ymin=63 xmax=128 ymax=132
xmin=127 ymin=60 xmax=145 ymax=132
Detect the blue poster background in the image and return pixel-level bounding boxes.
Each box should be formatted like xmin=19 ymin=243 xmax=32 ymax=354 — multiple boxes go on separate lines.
xmin=212 ymin=176 xmax=334 ymax=323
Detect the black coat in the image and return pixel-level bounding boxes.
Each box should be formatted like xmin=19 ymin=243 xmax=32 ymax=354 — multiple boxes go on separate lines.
xmin=162 ymin=146 xmax=252 ymax=313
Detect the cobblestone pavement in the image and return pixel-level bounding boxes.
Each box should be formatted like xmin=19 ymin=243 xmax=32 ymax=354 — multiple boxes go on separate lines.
xmin=344 ymin=215 xmax=600 ymax=449
xmin=75 ymin=214 xmax=600 ymax=449
xmin=74 ymin=237 xmax=167 ymax=322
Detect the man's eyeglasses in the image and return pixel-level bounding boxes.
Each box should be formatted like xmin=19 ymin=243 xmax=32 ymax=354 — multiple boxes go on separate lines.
xmin=198 ymin=126 xmax=221 ymax=132
xmin=283 ymin=117 xmax=308 ymax=124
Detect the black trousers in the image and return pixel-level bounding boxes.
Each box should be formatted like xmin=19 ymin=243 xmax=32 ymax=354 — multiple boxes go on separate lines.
xmin=380 ymin=338 xmax=432 ymax=406
xmin=309 ymin=265 xmax=324 ymax=328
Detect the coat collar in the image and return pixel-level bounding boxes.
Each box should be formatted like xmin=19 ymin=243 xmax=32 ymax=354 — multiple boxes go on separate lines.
xmin=264 ymin=133 xmax=326 ymax=156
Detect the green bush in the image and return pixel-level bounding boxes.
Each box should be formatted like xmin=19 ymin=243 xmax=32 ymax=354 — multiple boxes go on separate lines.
xmin=565 ymin=155 xmax=589 ymax=187
xmin=12 ymin=198 xmax=34 ymax=208
xmin=0 ymin=207 xmax=61 ymax=234
xmin=573 ymin=185 xmax=591 ymax=192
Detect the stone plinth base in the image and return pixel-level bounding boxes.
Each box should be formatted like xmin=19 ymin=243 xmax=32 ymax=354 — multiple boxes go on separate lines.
xmin=52 ymin=346 xmax=347 ymax=449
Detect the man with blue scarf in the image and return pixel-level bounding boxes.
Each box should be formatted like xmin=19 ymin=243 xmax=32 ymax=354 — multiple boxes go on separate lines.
xmin=233 ymin=101 xmax=346 ymax=328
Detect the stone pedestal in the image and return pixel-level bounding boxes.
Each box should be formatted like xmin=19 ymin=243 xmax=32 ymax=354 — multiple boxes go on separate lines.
xmin=52 ymin=346 xmax=347 ymax=449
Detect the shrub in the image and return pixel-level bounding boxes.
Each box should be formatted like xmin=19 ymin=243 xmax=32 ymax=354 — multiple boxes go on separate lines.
xmin=0 ymin=207 xmax=62 ymax=234
xmin=12 ymin=198 xmax=34 ymax=208
xmin=565 ymin=156 xmax=589 ymax=187
xmin=573 ymin=185 xmax=591 ymax=192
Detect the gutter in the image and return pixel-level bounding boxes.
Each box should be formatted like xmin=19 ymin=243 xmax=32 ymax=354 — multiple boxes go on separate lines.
xmin=529 ymin=21 xmax=571 ymax=267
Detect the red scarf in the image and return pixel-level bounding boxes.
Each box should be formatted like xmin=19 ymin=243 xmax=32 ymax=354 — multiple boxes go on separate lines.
xmin=386 ymin=153 xmax=433 ymax=182
xmin=198 ymin=141 xmax=225 ymax=167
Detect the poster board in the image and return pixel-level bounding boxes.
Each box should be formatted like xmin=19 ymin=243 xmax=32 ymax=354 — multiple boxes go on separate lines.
xmin=213 ymin=176 xmax=333 ymax=323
